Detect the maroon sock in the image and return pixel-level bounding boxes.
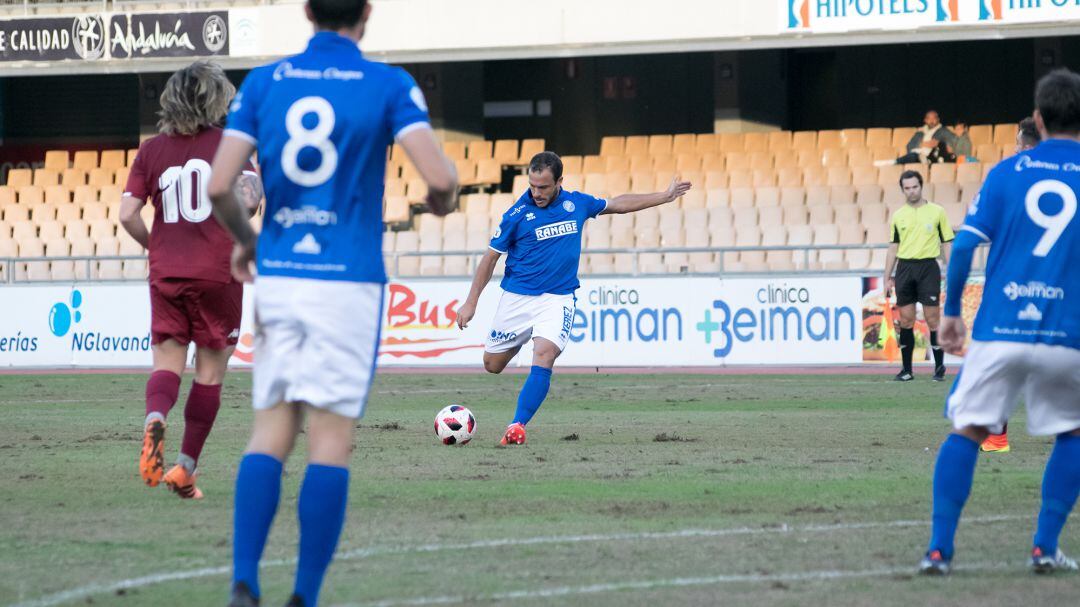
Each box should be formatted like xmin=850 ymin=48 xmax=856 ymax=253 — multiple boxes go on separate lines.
xmin=180 ymin=382 xmax=223 ymax=465
xmin=145 ymin=370 xmax=181 ymax=419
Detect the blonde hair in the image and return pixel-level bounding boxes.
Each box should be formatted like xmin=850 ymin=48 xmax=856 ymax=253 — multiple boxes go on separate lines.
xmin=158 ymin=61 xmax=236 ymax=136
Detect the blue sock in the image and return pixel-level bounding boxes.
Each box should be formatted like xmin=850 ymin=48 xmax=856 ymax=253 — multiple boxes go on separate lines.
xmin=928 ymin=434 xmax=979 ymax=559
xmin=233 ymin=453 xmax=283 ymax=598
xmin=1034 ymin=433 xmax=1080 ymax=554
xmin=512 ymin=366 xmax=552 ymax=426
xmin=295 ymin=464 xmax=350 ymax=607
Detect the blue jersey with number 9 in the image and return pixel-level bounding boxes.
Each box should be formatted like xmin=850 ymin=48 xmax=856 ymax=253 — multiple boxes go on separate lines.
xmin=225 ymin=32 xmax=430 ymax=283
xmin=962 ymin=140 xmax=1080 ymax=349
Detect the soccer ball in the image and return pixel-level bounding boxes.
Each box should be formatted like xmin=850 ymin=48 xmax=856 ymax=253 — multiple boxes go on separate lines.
xmin=434 ymin=405 xmax=475 ymax=445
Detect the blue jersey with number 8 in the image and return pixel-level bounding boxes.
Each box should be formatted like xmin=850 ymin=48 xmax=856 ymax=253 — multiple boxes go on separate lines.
xmin=225 ymin=32 xmax=429 ymax=283
xmin=962 ymin=140 xmax=1080 ymax=349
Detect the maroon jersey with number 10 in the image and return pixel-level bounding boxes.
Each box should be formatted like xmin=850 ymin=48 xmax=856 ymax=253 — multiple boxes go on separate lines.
xmin=124 ymin=126 xmax=253 ymax=284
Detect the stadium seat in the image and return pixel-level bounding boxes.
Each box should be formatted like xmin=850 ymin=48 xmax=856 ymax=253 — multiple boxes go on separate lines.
xmin=492 ymin=139 xmax=518 ymax=163
xmin=841 ymin=128 xmax=866 ymax=148
xmin=648 ymin=135 xmax=673 ymax=157
xmin=38 ymin=220 xmax=64 ymax=241
xmin=855 ymin=184 xmax=883 ymax=206
xmin=865 ymin=221 xmax=890 ymax=244
xmin=599 ymin=136 xmax=624 ymax=157
xmin=817 ymin=130 xmax=842 ymax=149
xmin=466 ymin=140 xmax=493 ymax=160
xmin=956 ymin=163 xmax=982 ymax=185
xmin=967 ymin=125 xmax=993 ymax=146
xmin=834 ymin=203 xmax=860 ymax=225
xmin=960 ymin=182 xmax=981 ymax=206
xmin=99 ymin=150 xmax=126 ymax=170
xmin=695 ymin=134 xmax=719 ymax=154
xmin=782 ymin=205 xmax=808 ymax=226
xmin=4 ymin=205 xmax=30 ymax=223
xmin=758 ymin=206 xmax=782 ymax=226
xmin=44 ymin=150 xmax=69 ymax=171
xmin=808 ymin=205 xmax=834 ymax=225
xmin=845 ymin=248 xmax=872 ymax=270
xmin=442 ymin=141 xmax=466 ymax=161
xmin=671 ymin=134 xmax=696 ymax=155
xmin=877 ymin=164 xmax=903 ymax=187
xmin=743 ymin=132 xmax=768 ymax=153
xmin=851 ymin=166 xmax=878 ymax=186
xmin=756 ymin=186 xmax=780 ymax=208
xmin=30 ymin=203 xmax=56 ymax=222
xmin=780 ymin=187 xmax=805 ymax=208
xmin=767 ymin=131 xmax=792 ymax=152
xmin=517 ymin=139 xmax=544 ymax=163
xmin=728 ymin=172 xmax=753 ymax=189
xmin=830 ymin=184 xmax=856 ymax=205
xmin=7 ymin=168 xmax=32 ymax=188
xmin=33 ymin=169 xmax=59 ymax=186
xmin=975 ymin=144 xmax=1001 ymax=164
xmin=718 ymin=133 xmax=744 ymax=153
xmin=18 ymin=185 xmax=44 ymax=205
xmin=12 ymin=221 xmax=36 ymax=241
xmin=761 ymin=225 xmax=786 ymax=247
xmin=776 ymin=167 xmax=803 ymax=187
xmin=624 ymin=136 xmax=648 ymax=157
xmin=0 ymin=186 xmax=14 ymax=207
xmin=821 ymin=148 xmax=847 ymax=168
xmin=791 ymin=131 xmax=817 ymax=150
xmin=992 ymin=123 xmax=1018 ymax=146
xmin=933 ymin=182 xmax=960 ymax=205
xmin=929 ymin=164 xmax=956 ymax=183
xmin=126 ymin=148 xmax=140 ymax=167
xmin=66 ymin=167 xmax=100 ymax=193
xmin=752 ymin=169 xmax=777 ymax=188
xmin=384 ymin=196 xmax=410 ymax=224
xmin=72 ymin=151 xmax=98 ymax=171
xmin=44 ymin=185 xmax=70 ymax=206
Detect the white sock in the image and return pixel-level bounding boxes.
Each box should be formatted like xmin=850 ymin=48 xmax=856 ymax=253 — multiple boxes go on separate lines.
xmin=144 ymin=412 xmax=165 ymax=426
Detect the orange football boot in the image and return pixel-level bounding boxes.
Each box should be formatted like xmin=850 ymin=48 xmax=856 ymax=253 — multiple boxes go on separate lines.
xmin=500 ymin=422 xmax=527 ymax=446
xmin=139 ymin=419 xmax=166 ymax=486
xmin=981 ymin=432 xmax=1010 ymax=453
xmin=163 ymin=464 xmax=204 ymax=500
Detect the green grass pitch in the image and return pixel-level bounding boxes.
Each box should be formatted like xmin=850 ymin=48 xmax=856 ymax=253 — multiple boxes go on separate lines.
xmin=0 ymin=372 xmax=1076 ymax=606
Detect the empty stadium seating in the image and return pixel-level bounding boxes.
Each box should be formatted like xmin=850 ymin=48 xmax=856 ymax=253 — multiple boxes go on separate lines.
xmin=1 ymin=127 xmax=999 ymax=280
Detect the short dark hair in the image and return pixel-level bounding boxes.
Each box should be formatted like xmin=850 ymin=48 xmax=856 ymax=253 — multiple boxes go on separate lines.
xmin=528 ymin=151 xmax=563 ymax=181
xmin=1035 ymin=68 xmax=1080 ymax=136
xmin=309 ymin=0 xmax=367 ymax=30
xmin=899 ymin=170 xmax=923 ymax=188
xmin=1018 ymin=117 xmax=1042 ymax=149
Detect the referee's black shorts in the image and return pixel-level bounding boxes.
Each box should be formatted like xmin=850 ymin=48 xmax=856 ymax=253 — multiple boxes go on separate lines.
xmin=895 ymin=258 xmax=941 ymax=307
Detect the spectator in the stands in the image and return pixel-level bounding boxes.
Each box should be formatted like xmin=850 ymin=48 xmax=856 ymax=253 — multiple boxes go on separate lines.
xmin=878 ymin=111 xmax=957 ymax=166
xmin=1016 ymin=116 xmax=1041 ymax=153
xmin=951 ymin=121 xmax=974 ymax=162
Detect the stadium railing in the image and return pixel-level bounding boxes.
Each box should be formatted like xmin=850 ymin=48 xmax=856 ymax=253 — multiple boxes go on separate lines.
xmin=1 ymin=244 xmax=989 ymax=283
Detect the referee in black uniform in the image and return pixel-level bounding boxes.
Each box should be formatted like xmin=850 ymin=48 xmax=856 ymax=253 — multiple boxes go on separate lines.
xmin=883 ymin=170 xmax=954 ymax=382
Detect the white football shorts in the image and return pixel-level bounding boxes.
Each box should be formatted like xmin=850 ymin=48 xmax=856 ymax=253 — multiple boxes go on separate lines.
xmin=485 ymin=291 xmax=576 ymax=354
xmin=253 ymin=276 xmax=383 ymax=419
xmin=946 ymin=340 xmax=1080 ymax=436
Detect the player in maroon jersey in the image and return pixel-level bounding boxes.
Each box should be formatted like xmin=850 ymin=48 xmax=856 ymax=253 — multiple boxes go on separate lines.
xmin=119 ymin=61 xmax=262 ymax=499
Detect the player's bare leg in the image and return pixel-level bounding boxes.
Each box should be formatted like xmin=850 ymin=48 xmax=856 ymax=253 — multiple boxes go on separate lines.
xmin=286 ymin=406 xmax=355 ymax=607
xmin=924 ymin=305 xmax=947 ymax=381
xmin=502 ymin=337 xmax=561 ymax=446
xmin=483 ymin=346 xmax=521 ymax=374
xmin=140 ymin=339 xmax=186 ymax=486
xmin=895 ymin=304 xmax=917 ymax=381
xmin=163 ymin=346 xmax=234 ymax=499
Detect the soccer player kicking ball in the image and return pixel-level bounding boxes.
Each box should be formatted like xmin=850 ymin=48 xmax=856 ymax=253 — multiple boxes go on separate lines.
xmin=121 ymin=61 xmax=263 ymax=500
xmin=208 ymin=1 xmax=458 ymax=605
xmin=919 ymin=68 xmax=1080 ymax=576
xmin=457 ymin=152 xmax=691 ymax=446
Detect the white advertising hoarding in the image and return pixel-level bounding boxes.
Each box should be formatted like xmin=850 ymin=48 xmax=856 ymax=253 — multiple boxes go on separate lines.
xmin=780 ymin=0 xmax=1080 ymax=33
xmin=0 ymin=276 xmax=862 ymax=368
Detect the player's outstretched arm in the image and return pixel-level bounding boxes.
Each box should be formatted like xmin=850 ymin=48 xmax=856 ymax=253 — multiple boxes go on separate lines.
xmin=602 ymin=176 xmax=691 ymax=215
xmin=457 ymin=249 xmax=501 ymax=330
xmin=398 ymin=126 xmax=459 ymax=216
xmin=118 ymin=195 xmax=150 ymax=249
xmin=208 ymin=135 xmax=259 ymax=282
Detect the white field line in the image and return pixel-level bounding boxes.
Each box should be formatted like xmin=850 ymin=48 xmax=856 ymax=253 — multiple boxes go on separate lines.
xmin=343 ymin=562 xmax=1016 ymax=607
xmin=8 ymin=514 xmax=1026 ymax=607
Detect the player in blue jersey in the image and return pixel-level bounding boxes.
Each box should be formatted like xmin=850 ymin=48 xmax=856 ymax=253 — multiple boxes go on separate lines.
xmin=207 ymin=1 xmax=458 ymax=605
xmin=919 ymin=69 xmax=1080 ymax=576
xmin=456 ymin=151 xmax=691 ymax=446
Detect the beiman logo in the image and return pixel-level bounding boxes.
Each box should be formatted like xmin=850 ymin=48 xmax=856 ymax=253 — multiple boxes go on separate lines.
xmin=1003 ymin=281 xmax=1065 ymax=301
xmin=979 ymin=0 xmax=1003 ymax=21
xmin=788 ymin=0 xmax=810 ymax=28
xmin=936 ymin=0 xmax=959 ymax=22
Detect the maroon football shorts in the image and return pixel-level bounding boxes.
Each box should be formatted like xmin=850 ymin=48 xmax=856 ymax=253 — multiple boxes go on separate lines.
xmin=149 ymin=278 xmax=242 ymax=350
